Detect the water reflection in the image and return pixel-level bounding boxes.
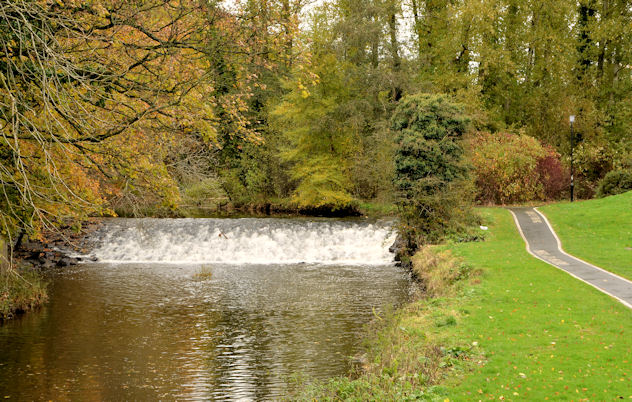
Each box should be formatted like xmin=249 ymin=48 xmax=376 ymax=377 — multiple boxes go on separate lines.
xmin=0 ymin=262 xmax=410 ymax=400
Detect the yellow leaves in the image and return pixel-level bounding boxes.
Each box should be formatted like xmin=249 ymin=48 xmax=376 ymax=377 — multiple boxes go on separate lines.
xmin=93 ymin=3 xmax=109 ymax=17
xmin=297 ymin=80 xmax=311 ymax=98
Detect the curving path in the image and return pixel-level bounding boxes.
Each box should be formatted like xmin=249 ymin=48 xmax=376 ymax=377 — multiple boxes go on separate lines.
xmin=509 ymin=207 xmax=632 ymax=309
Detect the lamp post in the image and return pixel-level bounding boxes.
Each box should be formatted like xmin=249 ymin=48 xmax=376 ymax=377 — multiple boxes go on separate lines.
xmin=570 ymin=115 xmax=575 ymax=202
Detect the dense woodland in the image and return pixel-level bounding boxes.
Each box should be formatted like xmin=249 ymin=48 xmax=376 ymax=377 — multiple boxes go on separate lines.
xmin=1 ymin=0 xmax=632 ymax=248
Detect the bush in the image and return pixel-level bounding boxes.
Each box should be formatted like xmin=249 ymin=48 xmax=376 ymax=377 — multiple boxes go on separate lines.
xmin=596 ymin=169 xmax=632 ymax=197
xmin=469 ymin=132 xmax=567 ymax=204
xmin=392 ymin=94 xmax=474 ymax=251
xmin=571 ymin=143 xmax=617 ymax=198
xmin=536 ymin=148 xmax=568 ymax=200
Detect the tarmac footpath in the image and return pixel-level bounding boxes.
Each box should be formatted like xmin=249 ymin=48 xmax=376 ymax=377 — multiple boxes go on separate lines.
xmin=509 ymin=207 xmax=632 ymax=309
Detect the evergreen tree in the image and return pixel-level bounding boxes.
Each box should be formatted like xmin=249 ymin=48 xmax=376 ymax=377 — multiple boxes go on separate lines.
xmin=392 ymin=94 xmax=473 ymax=249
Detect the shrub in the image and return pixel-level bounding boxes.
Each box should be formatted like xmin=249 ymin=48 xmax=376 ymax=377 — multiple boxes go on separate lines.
xmin=469 ymin=132 xmax=567 ymax=204
xmin=392 ymin=94 xmax=474 ymax=251
xmin=596 ymin=169 xmax=632 ymax=197
xmin=536 ymin=147 xmax=568 ymax=200
xmin=572 ymin=143 xmax=617 ymax=198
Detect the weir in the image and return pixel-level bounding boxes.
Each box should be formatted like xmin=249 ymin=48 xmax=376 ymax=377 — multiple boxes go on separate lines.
xmin=89 ymin=218 xmax=397 ymax=265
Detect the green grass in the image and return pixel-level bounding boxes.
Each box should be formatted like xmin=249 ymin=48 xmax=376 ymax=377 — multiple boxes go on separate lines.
xmin=539 ymin=191 xmax=632 ymax=280
xmin=301 ymin=208 xmax=632 ymax=400
xmin=357 ymin=201 xmax=398 ymax=217
xmin=447 ymin=208 xmax=632 ymax=400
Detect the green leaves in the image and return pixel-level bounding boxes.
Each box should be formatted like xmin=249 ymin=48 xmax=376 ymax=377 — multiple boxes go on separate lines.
xmin=393 ymin=94 xmax=469 ymax=198
xmin=392 ymin=94 xmax=474 ymax=249
xmin=271 ymin=55 xmax=357 ymax=211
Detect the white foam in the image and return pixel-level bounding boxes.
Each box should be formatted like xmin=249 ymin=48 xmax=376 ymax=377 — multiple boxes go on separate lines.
xmin=88 ymin=218 xmax=397 ymax=266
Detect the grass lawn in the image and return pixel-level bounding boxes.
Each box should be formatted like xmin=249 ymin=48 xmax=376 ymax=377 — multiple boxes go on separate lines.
xmin=301 ymin=207 xmax=632 ymax=400
xmin=539 ymin=191 xmax=632 ymax=280
xmin=446 ymin=208 xmax=632 ymax=400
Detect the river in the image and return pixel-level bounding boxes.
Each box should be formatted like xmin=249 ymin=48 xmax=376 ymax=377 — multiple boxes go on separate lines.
xmin=0 ymin=218 xmax=411 ymax=400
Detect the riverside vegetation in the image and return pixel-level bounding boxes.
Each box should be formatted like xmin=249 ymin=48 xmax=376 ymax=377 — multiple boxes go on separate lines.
xmin=0 ymin=268 xmax=47 ymax=321
xmin=301 ymin=197 xmax=632 ymax=400
xmin=2 ymin=0 xmax=632 ymax=250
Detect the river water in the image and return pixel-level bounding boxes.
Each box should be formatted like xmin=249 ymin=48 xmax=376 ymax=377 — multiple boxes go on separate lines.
xmin=0 ymin=218 xmax=411 ymax=400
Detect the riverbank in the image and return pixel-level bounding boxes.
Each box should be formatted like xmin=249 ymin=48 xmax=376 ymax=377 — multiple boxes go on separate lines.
xmin=298 ymin=243 xmax=481 ymax=400
xmin=120 ymin=200 xmax=398 ymax=220
xmin=0 ymin=267 xmax=47 ymax=321
xmin=301 ymin=205 xmax=632 ymax=399
xmin=1 ymin=220 xmax=102 ymax=322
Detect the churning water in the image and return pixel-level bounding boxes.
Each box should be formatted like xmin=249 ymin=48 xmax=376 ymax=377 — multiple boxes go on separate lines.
xmin=90 ymin=218 xmax=397 ymax=265
xmin=0 ymin=218 xmax=411 ymax=400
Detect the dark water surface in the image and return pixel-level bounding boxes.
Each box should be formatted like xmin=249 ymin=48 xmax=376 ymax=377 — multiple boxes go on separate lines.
xmin=0 ymin=219 xmax=411 ymax=400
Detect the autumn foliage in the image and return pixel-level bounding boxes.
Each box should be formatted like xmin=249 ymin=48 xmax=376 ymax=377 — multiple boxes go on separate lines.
xmin=468 ymin=132 xmax=568 ymax=204
xmin=0 ymin=0 xmax=298 ymax=242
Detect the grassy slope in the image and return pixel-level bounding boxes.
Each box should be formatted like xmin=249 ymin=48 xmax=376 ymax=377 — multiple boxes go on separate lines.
xmin=446 ymin=208 xmax=632 ymax=400
xmin=539 ymin=191 xmax=632 ymax=280
xmin=302 ymin=207 xmax=632 ymax=400
xmin=303 ymin=209 xmax=632 ymax=400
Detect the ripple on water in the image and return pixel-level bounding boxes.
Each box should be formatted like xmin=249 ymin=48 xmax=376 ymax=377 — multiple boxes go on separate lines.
xmin=0 ymin=219 xmax=410 ymax=400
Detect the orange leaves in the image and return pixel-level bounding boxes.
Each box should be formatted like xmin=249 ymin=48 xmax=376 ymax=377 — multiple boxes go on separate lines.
xmin=468 ymin=131 xmax=561 ymax=204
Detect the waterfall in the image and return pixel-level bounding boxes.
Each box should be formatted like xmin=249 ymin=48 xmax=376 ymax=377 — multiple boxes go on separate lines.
xmin=88 ymin=218 xmax=396 ymax=265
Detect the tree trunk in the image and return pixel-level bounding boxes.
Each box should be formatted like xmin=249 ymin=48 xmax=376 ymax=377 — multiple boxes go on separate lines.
xmin=410 ymin=0 xmax=422 ymax=58
xmin=282 ymin=0 xmax=293 ymax=68
xmin=388 ymin=10 xmax=402 ymax=100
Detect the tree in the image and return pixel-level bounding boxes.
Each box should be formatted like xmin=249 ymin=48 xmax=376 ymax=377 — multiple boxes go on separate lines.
xmin=272 ymin=54 xmax=357 ymax=211
xmin=0 ymin=0 xmax=248 ymax=259
xmin=392 ymin=94 xmax=473 ymax=250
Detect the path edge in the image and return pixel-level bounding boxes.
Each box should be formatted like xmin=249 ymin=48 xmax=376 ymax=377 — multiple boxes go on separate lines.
xmin=508 ymin=208 xmax=632 ymax=310
xmin=533 ymin=207 xmax=632 ymax=285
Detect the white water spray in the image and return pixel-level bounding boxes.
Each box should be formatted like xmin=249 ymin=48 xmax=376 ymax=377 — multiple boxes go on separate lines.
xmin=89 ymin=218 xmax=397 ymax=265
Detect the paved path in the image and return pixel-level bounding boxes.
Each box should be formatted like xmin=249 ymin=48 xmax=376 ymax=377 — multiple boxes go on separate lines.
xmin=509 ymin=207 xmax=632 ymax=309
